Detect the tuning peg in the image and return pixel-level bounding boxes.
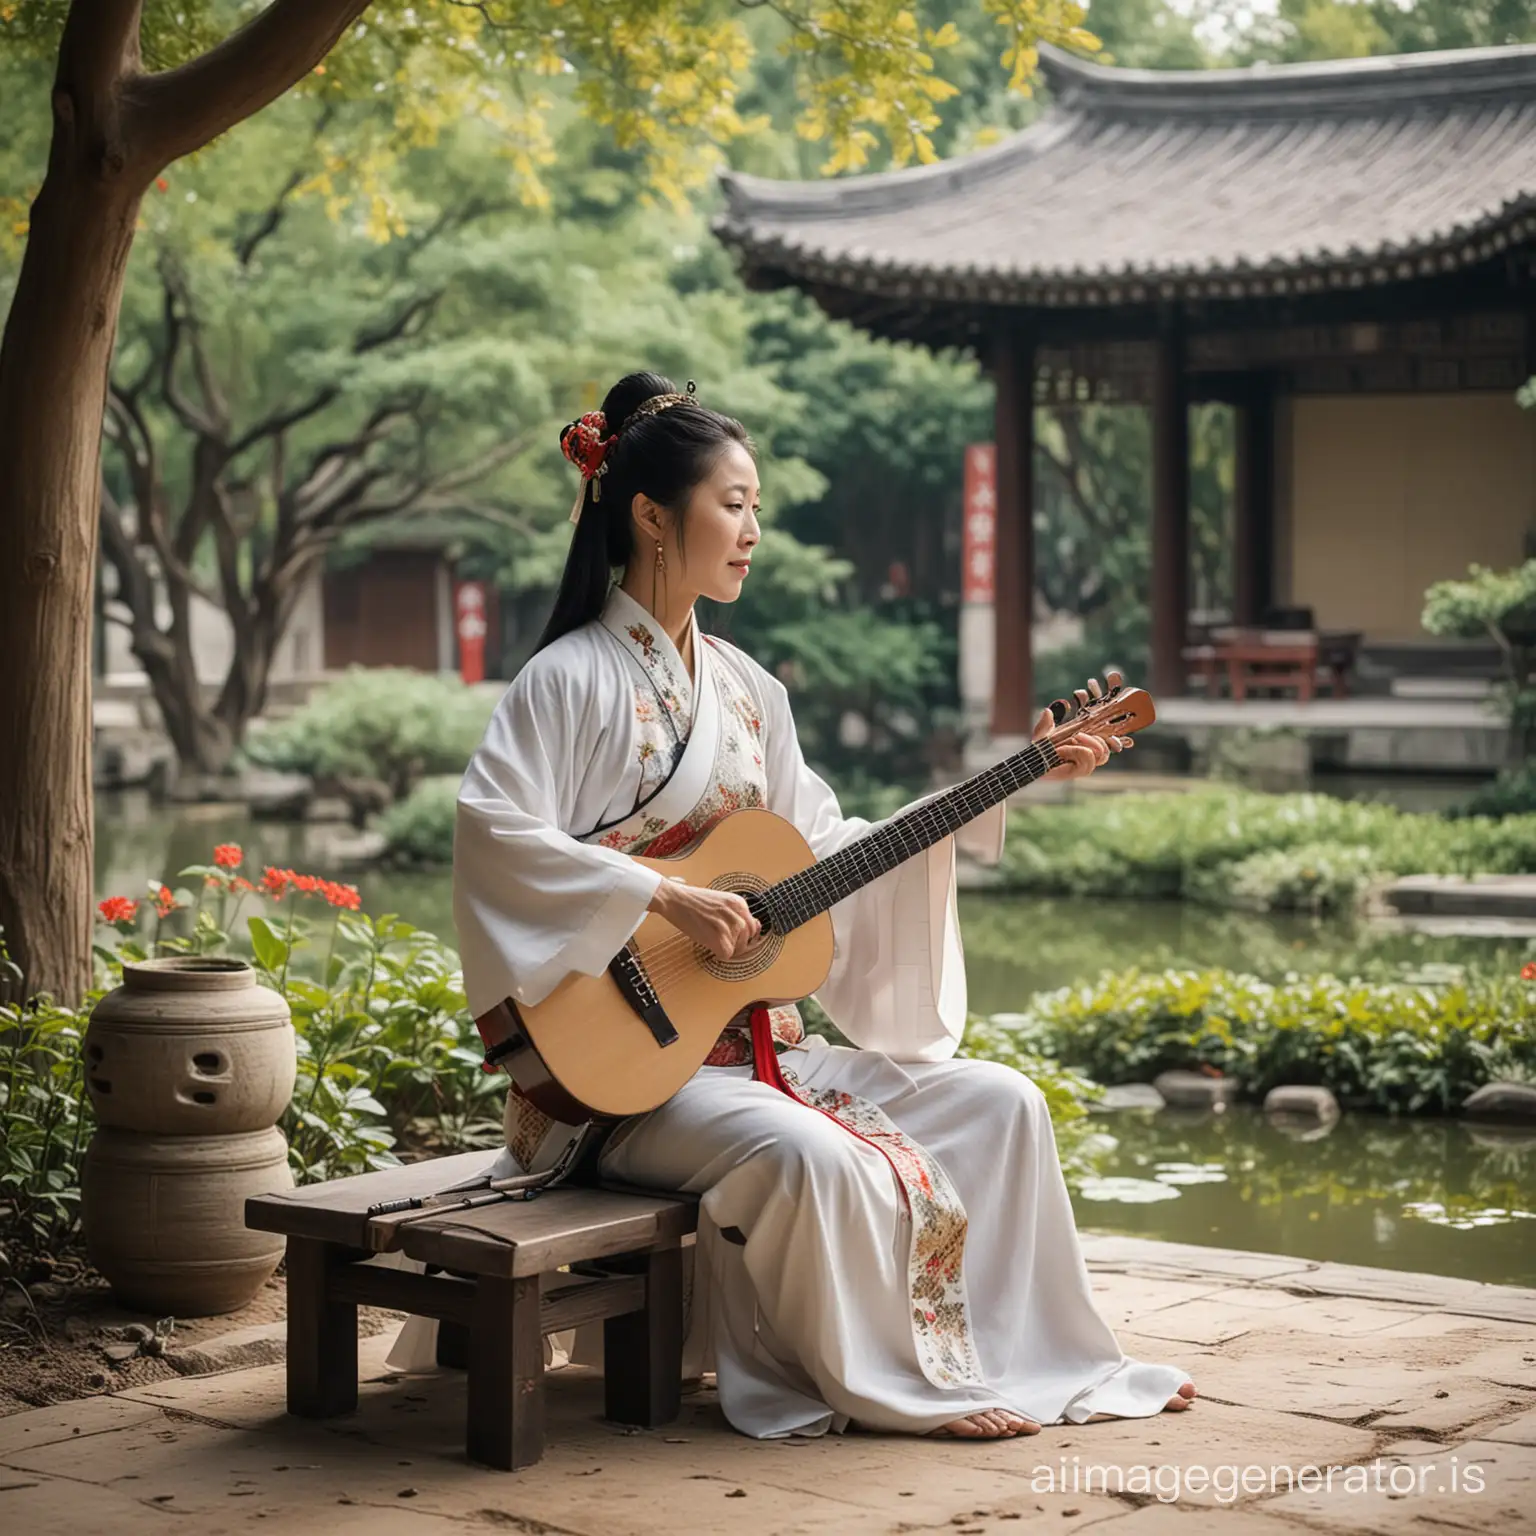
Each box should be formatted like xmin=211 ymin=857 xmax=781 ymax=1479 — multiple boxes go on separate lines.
xmin=1048 ymin=697 xmax=1074 ymax=725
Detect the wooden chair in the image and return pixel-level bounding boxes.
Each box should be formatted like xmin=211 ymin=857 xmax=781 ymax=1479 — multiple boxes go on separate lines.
xmin=247 ymin=1152 xmax=697 ymax=1471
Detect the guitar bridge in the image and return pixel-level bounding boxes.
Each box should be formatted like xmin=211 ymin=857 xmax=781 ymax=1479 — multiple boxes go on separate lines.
xmin=607 ymin=945 xmax=679 ymax=1049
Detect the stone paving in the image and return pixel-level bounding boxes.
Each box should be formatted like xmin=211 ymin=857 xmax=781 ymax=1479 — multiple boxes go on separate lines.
xmin=1 ymin=1234 xmax=1533 ymax=1536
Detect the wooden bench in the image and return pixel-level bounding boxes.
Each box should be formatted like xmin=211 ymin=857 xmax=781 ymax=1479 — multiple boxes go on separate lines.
xmin=246 ymin=1152 xmax=697 ymax=1471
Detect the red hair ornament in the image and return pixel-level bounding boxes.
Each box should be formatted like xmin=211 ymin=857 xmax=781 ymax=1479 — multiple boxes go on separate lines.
xmin=561 ymin=412 xmax=617 ymax=524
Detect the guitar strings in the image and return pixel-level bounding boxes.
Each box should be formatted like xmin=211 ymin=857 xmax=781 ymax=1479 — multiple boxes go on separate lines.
xmin=632 ymin=738 xmax=1066 ymax=993
xmin=627 ymin=738 xmax=1069 ymax=996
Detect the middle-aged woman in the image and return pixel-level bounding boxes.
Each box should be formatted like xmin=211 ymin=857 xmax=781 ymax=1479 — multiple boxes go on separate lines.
xmin=399 ymin=372 xmax=1195 ymax=1442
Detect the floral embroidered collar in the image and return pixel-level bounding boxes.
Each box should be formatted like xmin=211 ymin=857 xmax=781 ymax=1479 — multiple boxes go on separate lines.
xmin=599 ymin=583 xmax=697 ymax=735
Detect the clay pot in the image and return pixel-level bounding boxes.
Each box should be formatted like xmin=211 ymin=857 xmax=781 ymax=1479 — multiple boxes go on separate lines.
xmin=82 ymin=1125 xmax=294 ymax=1315
xmin=86 ymin=957 xmax=295 ymax=1135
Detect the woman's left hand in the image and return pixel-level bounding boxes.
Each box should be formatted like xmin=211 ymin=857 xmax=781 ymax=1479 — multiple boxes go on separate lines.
xmin=1034 ymin=670 xmax=1133 ymax=782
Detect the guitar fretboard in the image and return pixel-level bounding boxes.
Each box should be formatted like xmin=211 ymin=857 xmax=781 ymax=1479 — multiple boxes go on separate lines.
xmin=754 ymin=738 xmax=1061 ymax=934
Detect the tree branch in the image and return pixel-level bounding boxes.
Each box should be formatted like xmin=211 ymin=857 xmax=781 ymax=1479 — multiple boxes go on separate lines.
xmin=157 ymin=260 xmax=221 ymax=439
xmin=56 ymin=0 xmax=145 ymax=109
xmin=126 ymin=0 xmax=373 ymax=170
xmin=355 ymin=292 xmax=441 ymax=354
xmin=234 ymin=104 xmax=334 ymax=267
xmin=228 ymin=387 xmax=340 ymax=460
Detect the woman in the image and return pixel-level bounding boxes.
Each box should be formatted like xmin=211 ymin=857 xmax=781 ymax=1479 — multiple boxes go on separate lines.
xmin=446 ymin=372 xmax=1195 ymax=1441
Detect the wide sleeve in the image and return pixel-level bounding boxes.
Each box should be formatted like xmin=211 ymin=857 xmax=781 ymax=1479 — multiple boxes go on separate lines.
xmin=452 ymin=659 xmax=663 ymax=1019
xmin=756 ymin=667 xmax=1008 ymax=1063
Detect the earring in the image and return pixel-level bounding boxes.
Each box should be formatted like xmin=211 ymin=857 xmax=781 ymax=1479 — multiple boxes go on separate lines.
xmin=652 ymin=539 xmax=665 ymax=613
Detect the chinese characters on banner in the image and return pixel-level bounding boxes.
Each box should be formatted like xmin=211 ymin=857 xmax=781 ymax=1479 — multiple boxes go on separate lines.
xmin=454 ymin=580 xmax=489 ymax=685
xmin=962 ymin=443 xmax=997 ymax=604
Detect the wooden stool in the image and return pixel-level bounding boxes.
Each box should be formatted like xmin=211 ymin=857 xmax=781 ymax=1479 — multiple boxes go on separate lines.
xmin=247 ymin=1152 xmax=697 ymax=1470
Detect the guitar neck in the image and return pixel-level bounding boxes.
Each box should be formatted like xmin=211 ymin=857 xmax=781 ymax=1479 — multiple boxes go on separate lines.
xmin=759 ymin=737 xmax=1062 ymax=934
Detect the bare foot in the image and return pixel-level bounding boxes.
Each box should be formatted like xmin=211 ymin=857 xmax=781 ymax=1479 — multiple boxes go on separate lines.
xmin=928 ymin=1409 xmax=1041 ymax=1439
xmin=1085 ymin=1381 xmax=1197 ymax=1423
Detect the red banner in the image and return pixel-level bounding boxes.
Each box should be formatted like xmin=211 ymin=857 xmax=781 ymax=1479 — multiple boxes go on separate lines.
xmin=455 ymin=580 xmax=489 ymax=685
xmin=961 ymin=443 xmax=997 ymax=604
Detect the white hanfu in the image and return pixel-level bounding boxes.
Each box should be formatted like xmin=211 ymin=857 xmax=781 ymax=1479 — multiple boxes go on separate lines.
xmin=390 ymin=582 xmax=1189 ymax=1436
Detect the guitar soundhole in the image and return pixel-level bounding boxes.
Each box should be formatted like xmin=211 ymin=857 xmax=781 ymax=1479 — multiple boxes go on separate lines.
xmin=699 ymin=870 xmax=784 ymax=981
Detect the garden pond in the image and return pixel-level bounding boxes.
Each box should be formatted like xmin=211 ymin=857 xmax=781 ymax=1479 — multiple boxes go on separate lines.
xmin=96 ymin=789 xmax=1536 ymax=1289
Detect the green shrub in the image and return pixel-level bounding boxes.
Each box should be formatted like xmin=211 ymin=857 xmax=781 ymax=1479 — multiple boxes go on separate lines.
xmin=992 ymin=967 xmax=1536 ymax=1115
xmin=1185 ymin=842 xmax=1380 ymax=916
xmin=1451 ymin=765 xmax=1536 ymax=821
xmin=2 ymin=849 xmax=510 ymax=1272
xmin=998 ymin=788 xmax=1536 ymax=910
xmin=0 ymin=937 xmax=92 ymax=1264
xmin=246 ymin=669 xmax=498 ymax=800
xmin=379 ymin=775 xmax=460 ymax=866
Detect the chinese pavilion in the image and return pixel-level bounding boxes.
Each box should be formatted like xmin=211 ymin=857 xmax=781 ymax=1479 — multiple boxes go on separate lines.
xmin=715 ymin=43 xmax=1536 ymax=740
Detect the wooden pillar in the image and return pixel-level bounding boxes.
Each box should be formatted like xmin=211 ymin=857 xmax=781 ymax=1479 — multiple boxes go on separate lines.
xmin=1232 ymin=375 xmax=1276 ymax=627
xmin=991 ymin=330 xmax=1035 ymax=736
xmin=1149 ymin=327 xmax=1190 ymax=697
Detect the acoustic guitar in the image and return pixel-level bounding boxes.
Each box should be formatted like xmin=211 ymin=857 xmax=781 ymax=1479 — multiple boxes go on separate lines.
xmin=478 ymin=683 xmax=1156 ymax=1122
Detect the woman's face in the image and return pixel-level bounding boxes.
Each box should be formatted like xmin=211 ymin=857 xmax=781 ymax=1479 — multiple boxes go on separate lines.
xmin=672 ymin=441 xmax=761 ymax=604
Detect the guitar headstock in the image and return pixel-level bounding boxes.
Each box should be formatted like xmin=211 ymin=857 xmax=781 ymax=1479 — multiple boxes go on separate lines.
xmin=1045 ymin=680 xmax=1156 ymax=745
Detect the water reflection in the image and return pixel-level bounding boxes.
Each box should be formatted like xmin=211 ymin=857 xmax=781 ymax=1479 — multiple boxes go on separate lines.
xmin=1075 ymin=1103 xmax=1536 ymax=1287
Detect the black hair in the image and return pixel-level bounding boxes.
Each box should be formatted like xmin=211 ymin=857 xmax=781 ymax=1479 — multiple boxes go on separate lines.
xmin=532 ymin=371 xmax=754 ymax=655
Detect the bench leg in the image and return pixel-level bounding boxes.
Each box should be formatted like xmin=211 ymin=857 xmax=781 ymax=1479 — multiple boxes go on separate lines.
xmin=467 ymin=1274 xmax=544 ymax=1471
xmin=286 ymin=1237 xmax=358 ymax=1418
xmin=604 ymin=1240 xmax=684 ymax=1428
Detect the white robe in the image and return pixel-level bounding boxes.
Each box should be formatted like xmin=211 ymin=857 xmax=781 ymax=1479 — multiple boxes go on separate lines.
xmin=386 ymin=583 xmax=1189 ymax=1432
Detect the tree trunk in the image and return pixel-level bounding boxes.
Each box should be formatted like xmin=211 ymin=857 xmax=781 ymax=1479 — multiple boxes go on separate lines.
xmin=0 ymin=0 xmax=369 ymax=1001
xmin=0 ymin=125 xmax=143 ymax=1003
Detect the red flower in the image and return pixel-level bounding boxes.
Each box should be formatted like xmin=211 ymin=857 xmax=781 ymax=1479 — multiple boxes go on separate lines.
xmin=323 ymin=881 xmax=362 ymax=911
xmin=260 ymin=867 xmax=291 ymax=900
xmin=1523 ymin=962 xmax=1536 ymax=982
xmin=232 ymin=876 xmax=255 ymax=894
xmin=214 ymin=843 xmax=243 ymax=869
xmin=155 ymin=177 xmax=169 ymax=193
xmin=97 ymin=896 xmax=139 ymax=925
xmin=154 ymin=885 xmax=179 ymax=918
xmin=292 ymin=873 xmax=323 ymax=896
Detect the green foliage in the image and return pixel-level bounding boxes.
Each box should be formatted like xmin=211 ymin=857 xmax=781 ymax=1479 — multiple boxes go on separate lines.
xmin=251 ymin=909 xmax=502 ymax=1181
xmin=1186 ymin=842 xmax=1380 ymax=916
xmin=1422 ymin=560 xmax=1536 ymax=645
xmin=998 ymin=789 xmax=1536 ymax=912
xmin=1452 ymin=765 xmax=1536 ymax=821
xmin=1423 ymin=560 xmax=1536 ymax=760
xmin=245 ymin=670 xmax=497 ymax=799
xmin=378 ymin=774 xmax=461 ymax=865
xmin=0 ymin=935 xmax=91 ymax=1266
xmin=1002 ymin=966 xmax=1536 ymax=1115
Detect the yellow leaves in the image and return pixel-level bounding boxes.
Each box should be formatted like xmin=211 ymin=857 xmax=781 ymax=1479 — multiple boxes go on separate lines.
xmin=775 ymin=0 xmax=1095 ymax=174
xmin=0 ymin=193 xmax=30 ymax=256
xmin=983 ymin=0 xmax=1098 ymax=94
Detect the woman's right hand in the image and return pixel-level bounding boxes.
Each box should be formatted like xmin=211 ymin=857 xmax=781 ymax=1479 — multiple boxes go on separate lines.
xmin=648 ymin=878 xmax=761 ymax=959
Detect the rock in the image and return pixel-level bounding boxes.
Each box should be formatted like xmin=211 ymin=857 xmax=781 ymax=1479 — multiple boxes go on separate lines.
xmin=1091 ymin=1083 xmax=1166 ymax=1112
xmin=1263 ymin=1085 xmax=1340 ymax=1122
xmin=120 ymin=1322 xmax=154 ymax=1343
xmin=102 ymin=1342 xmax=141 ymax=1365
xmin=328 ymin=774 xmax=394 ymax=825
xmin=244 ymin=770 xmax=313 ymax=820
xmin=1152 ymin=1070 xmax=1239 ymax=1111
xmin=304 ymin=797 xmax=352 ymax=824
xmin=1461 ymin=1081 xmax=1536 ymax=1125
xmin=312 ymin=828 xmax=388 ymax=870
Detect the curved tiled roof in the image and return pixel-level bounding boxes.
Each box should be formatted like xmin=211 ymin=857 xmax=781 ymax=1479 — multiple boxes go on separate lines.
xmin=715 ymin=44 xmax=1536 ymax=308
